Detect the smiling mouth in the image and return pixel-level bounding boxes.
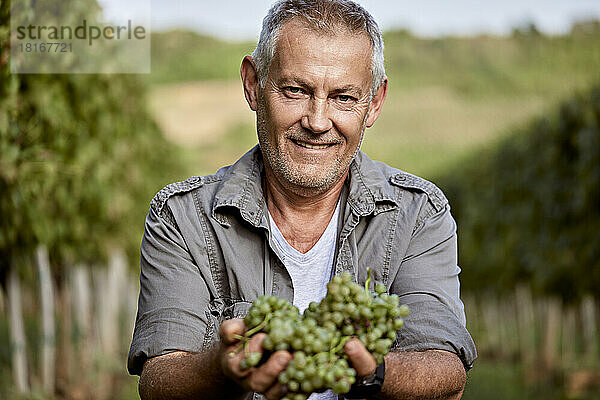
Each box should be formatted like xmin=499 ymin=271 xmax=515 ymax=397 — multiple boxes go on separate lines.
xmin=292 ymin=139 xmax=333 ymax=150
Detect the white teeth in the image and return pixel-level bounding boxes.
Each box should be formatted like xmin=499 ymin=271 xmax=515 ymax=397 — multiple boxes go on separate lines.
xmin=296 ymin=140 xmax=329 ymax=149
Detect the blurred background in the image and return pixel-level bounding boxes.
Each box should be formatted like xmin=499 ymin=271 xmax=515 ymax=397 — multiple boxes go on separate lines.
xmin=1 ymin=0 xmax=599 ymax=399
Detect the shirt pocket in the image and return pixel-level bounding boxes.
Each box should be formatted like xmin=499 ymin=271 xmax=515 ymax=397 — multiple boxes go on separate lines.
xmin=202 ymin=298 xmax=253 ymax=350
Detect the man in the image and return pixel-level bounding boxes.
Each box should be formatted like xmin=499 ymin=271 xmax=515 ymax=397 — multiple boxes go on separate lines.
xmin=128 ymin=1 xmax=476 ymax=399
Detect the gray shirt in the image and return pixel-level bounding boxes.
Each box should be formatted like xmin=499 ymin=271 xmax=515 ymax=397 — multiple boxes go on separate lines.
xmin=128 ymin=146 xmax=477 ymax=383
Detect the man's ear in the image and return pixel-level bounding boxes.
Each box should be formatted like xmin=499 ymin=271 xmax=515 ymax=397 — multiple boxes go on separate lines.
xmin=241 ymin=55 xmax=260 ymax=111
xmin=365 ymin=77 xmax=388 ymax=128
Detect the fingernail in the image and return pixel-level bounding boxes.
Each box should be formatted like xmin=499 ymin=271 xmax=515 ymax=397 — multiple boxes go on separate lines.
xmin=276 ymin=355 xmax=289 ymax=368
xmin=345 ymin=340 xmax=357 ymax=353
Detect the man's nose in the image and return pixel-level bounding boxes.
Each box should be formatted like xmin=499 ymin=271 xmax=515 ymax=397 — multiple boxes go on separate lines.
xmin=301 ymin=97 xmax=332 ymax=134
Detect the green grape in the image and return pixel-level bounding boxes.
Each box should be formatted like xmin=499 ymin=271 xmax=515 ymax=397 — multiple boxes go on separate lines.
xmin=286 ymin=365 xmax=297 ymax=377
xmin=279 ymin=371 xmax=290 ymax=384
xmin=304 ymin=363 xmax=316 ymax=378
xmin=399 ymin=304 xmax=410 ymax=317
xmin=340 ymin=285 xmax=350 ymax=297
xmin=332 ymin=379 xmax=350 ymax=394
xmin=312 ymin=339 xmax=325 ymax=352
xmin=393 ymin=318 xmax=404 ymax=330
xmin=311 ymin=374 xmax=323 ymax=388
xmin=333 ymin=366 xmax=345 ymax=379
xmin=374 ymin=307 xmax=387 ymax=319
xmin=245 ymin=352 xmax=262 ymax=367
xmin=331 ymin=312 xmax=344 ymax=325
xmin=262 ymin=335 xmax=274 ymax=350
xmin=359 ymin=305 xmax=373 ymax=318
xmin=288 ymin=380 xmax=299 ymax=392
xmin=295 ymin=370 xmax=305 ymax=381
xmin=342 ymin=324 xmax=354 ymax=336
xmin=276 ymin=342 xmax=289 ymax=351
xmin=301 ymin=380 xmax=313 ymax=393
xmin=325 ymin=370 xmax=335 ymax=385
xmin=375 ymin=283 xmax=387 ymax=294
xmin=291 ymin=337 xmax=303 ymax=350
xmin=323 ymin=321 xmax=336 ymax=331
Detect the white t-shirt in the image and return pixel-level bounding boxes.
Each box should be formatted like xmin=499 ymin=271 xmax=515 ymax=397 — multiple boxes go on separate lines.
xmin=268 ymin=201 xmax=340 ymax=400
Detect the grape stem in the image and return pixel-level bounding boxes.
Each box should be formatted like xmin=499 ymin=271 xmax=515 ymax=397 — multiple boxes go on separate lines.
xmin=331 ymin=336 xmax=352 ymax=355
xmin=228 ymin=314 xmax=272 ymax=358
xmin=245 ymin=313 xmax=271 ymax=337
xmin=365 ymin=267 xmax=372 ymax=294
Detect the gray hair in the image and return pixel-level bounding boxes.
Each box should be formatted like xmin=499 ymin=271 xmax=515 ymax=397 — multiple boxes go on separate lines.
xmin=252 ymin=0 xmax=385 ymax=98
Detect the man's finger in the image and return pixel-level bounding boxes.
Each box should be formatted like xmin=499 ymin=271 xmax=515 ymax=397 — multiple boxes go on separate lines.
xmin=263 ymin=382 xmax=287 ymax=400
xmin=247 ymin=332 xmax=267 ymax=354
xmin=219 ymin=318 xmax=246 ymax=345
xmin=344 ymin=338 xmax=377 ymax=376
xmin=248 ymin=350 xmax=292 ymax=394
xmin=225 ymin=333 xmax=267 ymax=379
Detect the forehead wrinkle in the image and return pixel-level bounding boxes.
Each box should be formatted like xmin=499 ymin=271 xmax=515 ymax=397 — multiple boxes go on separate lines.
xmin=272 ymin=20 xmax=372 ymax=95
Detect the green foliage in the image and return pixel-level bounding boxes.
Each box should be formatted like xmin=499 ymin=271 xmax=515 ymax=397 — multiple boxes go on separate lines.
xmin=383 ymin=27 xmax=600 ymax=97
xmin=149 ymin=30 xmax=255 ymax=85
xmin=0 ymin=0 xmax=185 ymax=278
xmin=437 ymin=85 xmax=600 ymax=301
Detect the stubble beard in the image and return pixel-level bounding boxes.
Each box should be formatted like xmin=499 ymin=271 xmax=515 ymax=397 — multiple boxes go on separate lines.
xmin=256 ymin=97 xmax=366 ymax=197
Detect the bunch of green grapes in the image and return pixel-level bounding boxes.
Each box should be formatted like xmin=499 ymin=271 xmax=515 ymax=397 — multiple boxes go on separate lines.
xmin=304 ymin=272 xmax=409 ymax=365
xmin=233 ymin=269 xmax=409 ymax=399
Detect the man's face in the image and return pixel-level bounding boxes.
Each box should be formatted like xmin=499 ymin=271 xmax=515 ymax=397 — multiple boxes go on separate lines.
xmin=253 ymin=20 xmax=383 ymax=195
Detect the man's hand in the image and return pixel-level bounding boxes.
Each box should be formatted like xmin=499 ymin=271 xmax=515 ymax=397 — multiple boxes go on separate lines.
xmin=219 ymin=318 xmax=293 ymax=400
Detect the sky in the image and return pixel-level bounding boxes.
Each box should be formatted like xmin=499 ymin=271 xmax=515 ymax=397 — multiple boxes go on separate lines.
xmin=99 ymin=0 xmax=600 ymax=40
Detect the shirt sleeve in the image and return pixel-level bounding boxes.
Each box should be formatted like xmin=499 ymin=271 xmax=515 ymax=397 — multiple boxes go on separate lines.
xmin=390 ymin=202 xmax=477 ymax=370
xmin=127 ymin=203 xmax=212 ymax=375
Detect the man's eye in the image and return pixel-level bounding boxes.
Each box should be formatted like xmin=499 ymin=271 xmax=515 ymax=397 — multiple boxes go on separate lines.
xmin=285 ymin=87 xmax=303 ymax=95
xmin=337 ymin=95 xmax=356 ymax=103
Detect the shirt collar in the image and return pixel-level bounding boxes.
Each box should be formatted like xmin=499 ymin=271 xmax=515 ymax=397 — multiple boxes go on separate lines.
xmin=212 ymin=146 xmax=398 ymax=227
xmin=212 ymin=146 xmax=267 ymax=229
xmin=346 ymin=151 xmax=399 ymax=216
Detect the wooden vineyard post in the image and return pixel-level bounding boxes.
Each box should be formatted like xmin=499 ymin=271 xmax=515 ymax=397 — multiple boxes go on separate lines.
xmin=56 ymin=273 xmax=73 ymax=396
xmin=93 ymin=248 xmax=127 ymax=400
xmin=73 ymin=265 xmax=92 ymax=362
xmin=542 ymin=297 xmax=562 ymax=374
xmin=581 ymin=296 xmax=598 ymax=365
xmin=72 ymin=265 xmax=93 ymax=397
xmin=481 ymin=295 xmax=501 ymax=357
xmin=7 ymin=266 xmax=29 ymax=393
xmin=515 ymin=285 xmax=536 ymax=366
xmin=36 ymin=245 xmax=56 ymax=394
xmin=561 ymin=306 xmax=577 ymax=368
